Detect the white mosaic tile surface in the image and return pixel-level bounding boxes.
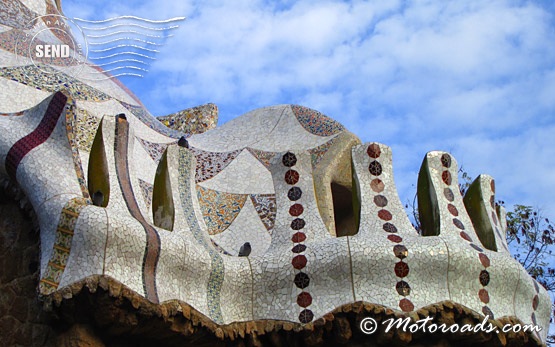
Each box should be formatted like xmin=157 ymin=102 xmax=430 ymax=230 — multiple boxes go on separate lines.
xmin=0 ymin=1 xmax=551 ymax=343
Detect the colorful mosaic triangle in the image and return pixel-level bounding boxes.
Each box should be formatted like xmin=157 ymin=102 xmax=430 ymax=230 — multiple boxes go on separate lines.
xmin=308 ymin=136 xmax=338 ymax=168
xmin=196 ymin=185 xmax=247 ymax=235
xmin=190 ymin=147 xmax=242 ymax=183
xmin=250 ymin=194 xmax=276 ymax=232
xmin=246 ymin=148 xmax=277 ymax=169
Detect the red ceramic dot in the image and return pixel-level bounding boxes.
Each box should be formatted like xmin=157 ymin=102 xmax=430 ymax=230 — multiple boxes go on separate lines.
xmin=383 ymin=222 xmax=398 ymax=233
xmin=371 ymin=179 xmax=385 ymax=193
xmin=369 ymin=160 xmax=383 ymax=176
xmin=289 ymin=203 xmax=304 ymax=216
xmin=478 ymin=253 xmax=491 ymax=268
xmin=479 ymin=289 xmax=490 ymax=304
xmin=388 ymin=235 xmax=403 ymax=243
xmin=442 ymin=171 xmax=452 ymax=185
xmin=453 ymin=218 xmax=465 ymax=230
xmin=441 ymin=153 xmax=452 ymax=168
xmin=292 ymin=255 xmax=307 ymax=270
xmin=460 ymin=232 xmax=473 ymax=242
xmin=367 ymin=143 xmax=381 ymax=158
xmin=297 ymin=292 xmax=313 ymax=308
xmin=299 ymin=309 xmax=314 ymax=323
xmin=482 ymin=306 xmax=494 ymax=319
xmin=447 ymin=204 xmax=458 ymax=216
xmin=292 ymin=232 xmax=306 ymax=243
xmin=285 ymin=169 xmax=300 ymax=185
xmin=444 ymin=188 xmax=455 ymax=202
xmin=393 ymin=245 xmax=408 ymax=259
xmin=282 ymin=152 xmax=297 ymax=167
xmin=374 ymin=195 xmax=388 ymax=207
xmin=394 ymin=262 xmax=410 ymax=278
xmin=291 ymin=218 xmax=306 ymax=230
xmin=378 ymin=209 xmax=393 ymax=221
xmin=479 ymin=270 xmax=490 ymax=286
xmin=399 ymin=298 xmax=414 ymax=312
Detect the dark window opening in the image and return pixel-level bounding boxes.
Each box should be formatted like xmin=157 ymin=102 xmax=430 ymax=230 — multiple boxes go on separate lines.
xmin=332 ymin=182 xmax=357 ymax=236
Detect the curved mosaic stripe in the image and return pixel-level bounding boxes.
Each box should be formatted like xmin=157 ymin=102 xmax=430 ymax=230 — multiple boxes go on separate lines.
xmin=0 ymin=66 xmax=111 ymax=102
xmin=5 ymin=91 xmax=67 ymax=180
xmin=438 ymin=153 xmax=494 ymax=318
xmin=114 ymin=115 xmax=160 ymax=304
xmin=64 ymin=97 xmax=92 ymax=203
xmin=177 ymin=149 xmax=224 ymax=324
xmin=365 ymin=143 xmax=414 ymax=312
xmin=39 ymin=197 xmax=89 ymax=294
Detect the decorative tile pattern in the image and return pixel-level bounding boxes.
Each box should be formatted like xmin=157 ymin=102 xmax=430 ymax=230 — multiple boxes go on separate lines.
xmin=246 ymin=147 xmax=276 ymax=169
xmin=365 ymin=143 xmax=414 ymax=312
xmin=64 ymin=96 xmax=92 ymax=202
xmin=0 ymin=0 xmax=37 ymax=29
xmin=114 ymin=116 xmax=160 ymax=304
xmin=249 ymin=194 xmax=276 ymax=231
xmin=73 ymin=106 xmax=100 ymax=152
xmin=196 ymin=185 xmax=247 ymax=235
xmin=0 ymin=2 xmax=551 ymax=343
xmin=280 ymin=152 xmax=314 ymax=324
xmin=439 ymin=153 xmax=494 ymax=318
xmin=307 ymin=135 xmax=338 ymax=168
xmin=0 ymin=65 xmax=111 ymax=101
xmin=290 ymin=104 xmax=344 ymax=137
xmin=190 ymin=147 xmax=242 ymax=183
xmin=39 ymin=197 xmax=89 ymax=294
xmin=138 ymin=178 xmax=153 ymax=209
xmin=5 ymin=91 xmax=67 ymax=180
xmin=177 ymin=149 xmax=224 ymax=324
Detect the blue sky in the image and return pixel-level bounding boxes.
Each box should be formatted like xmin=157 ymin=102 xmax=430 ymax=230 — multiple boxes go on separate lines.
xmin=63 ymin=0 xmax=555 ymax=223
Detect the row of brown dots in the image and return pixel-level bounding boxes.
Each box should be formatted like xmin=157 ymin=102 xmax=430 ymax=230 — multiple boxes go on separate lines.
xmin=283 ymin=152 xmax=314 ymax=324
xmin=367 ymin=144 xmax=414 ymax=312
xmin=440 ymin=153 xmax=494 ymax=318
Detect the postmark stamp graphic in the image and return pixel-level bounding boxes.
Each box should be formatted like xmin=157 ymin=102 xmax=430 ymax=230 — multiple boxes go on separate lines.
xmin=15 ymin=14 xmax=88 ymax=87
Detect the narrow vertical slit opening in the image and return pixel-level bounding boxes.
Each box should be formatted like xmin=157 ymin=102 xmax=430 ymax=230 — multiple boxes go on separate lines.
xmin=87 ymin=121 xmax=109 ymax=207
xmin=152 ymin=149 xmax=174 ymax=231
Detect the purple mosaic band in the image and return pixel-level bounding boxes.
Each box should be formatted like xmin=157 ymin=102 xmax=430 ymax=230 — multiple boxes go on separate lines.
xmin=114 ymin=115 xmax=160 ymax=304
xmin=5 ymin=91 xmax=67 ymax=181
